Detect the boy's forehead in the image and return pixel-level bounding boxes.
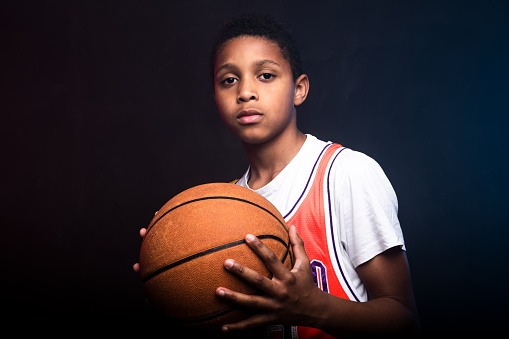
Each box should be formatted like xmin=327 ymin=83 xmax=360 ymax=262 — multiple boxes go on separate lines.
xmin=215 ymin=36 xmax=288 ymax=69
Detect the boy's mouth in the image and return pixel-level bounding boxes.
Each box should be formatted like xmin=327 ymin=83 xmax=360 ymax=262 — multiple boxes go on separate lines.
xmin=237 ymin=109 xmax=263 ymax=124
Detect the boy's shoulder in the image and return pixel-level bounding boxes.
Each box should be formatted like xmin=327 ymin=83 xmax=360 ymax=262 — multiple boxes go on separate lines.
xmin=304 ymin=136 xmax=389 ymax=188
xmin=328 ymin=146 xmax=394 ymax=196
xmin=306 ymin=135 xmax=376 ymax=169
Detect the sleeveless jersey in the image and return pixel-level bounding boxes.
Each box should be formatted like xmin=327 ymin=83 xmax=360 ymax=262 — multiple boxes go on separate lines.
xmin=285 ymin=143 xmax=354 ymax=338
xmin=243 ymin=143 xmax=360 ymax=339
xmin=236 ymin=135 xmax=404 ymax=338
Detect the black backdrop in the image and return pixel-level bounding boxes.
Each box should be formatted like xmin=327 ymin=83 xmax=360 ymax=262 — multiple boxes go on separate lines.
xmin=2 ymin=0 xmax=508 ymax=336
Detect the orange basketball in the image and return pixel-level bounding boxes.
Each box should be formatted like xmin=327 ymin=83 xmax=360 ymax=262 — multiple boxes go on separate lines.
xmin=138 ymin=183 xmax=293 ymax=332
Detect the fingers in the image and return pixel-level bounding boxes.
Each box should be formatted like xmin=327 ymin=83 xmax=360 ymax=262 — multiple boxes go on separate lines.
xmin=244 ymin=233 xmax=292 ymax=281
xmin=216 ymin=227 xmax=315 ymax=333
xmin=220 ymin=230 xmax=304 ymax=296
xmin=139 ymin=227 xmax=147 ymax=239
xmin=288 ymin=225 xmax=310 ymax=271
xmin=216 ymin=227 xmax=312 ymax=333
xmin=216 ymin=285 xmax=277 ymax=311
xmin=220 ymin=313 xmax=276 ymax=333
xmin=221 ymin=258 xmax=287 ymax=299
xmin=133 ymin=228 xmax=147 ymax=274
xmin=133 ymin=262 xmax=140 ymax=273
xmin=289 ymin=225 xmax=301 ymax=245
xmin=216 ymin=289 xmax=276 ymax=333
xmin=215 ymin=234 xmax=292 ymax=314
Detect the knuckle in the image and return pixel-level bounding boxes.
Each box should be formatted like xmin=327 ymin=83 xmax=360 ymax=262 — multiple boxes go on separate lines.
xmin=266 ymin=251 xmax=279 ymax=264
xmin=278 ymin=288 xmax=289 ymax=301
xmin=254 ymin=238 xmax=265 ymax=249
xmin=246 ymin=295 xmax=257 ymax=308
xmin=222 ymin=290 xmax=237 ymax=302
xmin=296 ymin=236 xmax=304 ymax=246
xmin=234 ymin=262 xmax=245 ymax=274
xmin=252 ymin=273 xmax=265 ymax=287
xmin=229 ymin=293 xmax=238 ymax=302
xmin=286 ymin=272 xmax=297 ymax=286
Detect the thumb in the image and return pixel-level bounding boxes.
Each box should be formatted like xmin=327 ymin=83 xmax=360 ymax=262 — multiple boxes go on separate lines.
xmin=289 ymin=225 xmax=311 ymax=271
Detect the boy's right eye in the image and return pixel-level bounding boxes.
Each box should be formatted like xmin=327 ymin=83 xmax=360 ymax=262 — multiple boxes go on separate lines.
xmin=222 ymin=77 xmax=237 ymax=85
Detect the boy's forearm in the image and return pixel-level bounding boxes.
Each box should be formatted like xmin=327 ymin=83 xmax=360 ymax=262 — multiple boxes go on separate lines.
xmin=307 ymin=290 xmax=419 ymax=337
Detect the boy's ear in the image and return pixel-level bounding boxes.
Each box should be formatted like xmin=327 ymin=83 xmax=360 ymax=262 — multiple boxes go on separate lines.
xmin=294 ymin=74 xmax=309 ymax=106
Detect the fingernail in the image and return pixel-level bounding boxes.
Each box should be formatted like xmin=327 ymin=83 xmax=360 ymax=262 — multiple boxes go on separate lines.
xmin=217 ymin=289 xmax=225 ymax=297
xmin=225 ymin=259 xmax=234 ymax=269
xmin=246 ymin=234 xmax=255 ymax=242
xmin=222 ymin=326 xmax=229 ymax=332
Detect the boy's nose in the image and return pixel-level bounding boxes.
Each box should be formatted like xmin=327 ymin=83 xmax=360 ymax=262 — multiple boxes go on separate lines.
xmin=237 ymin=80 xmax=258 ymax=102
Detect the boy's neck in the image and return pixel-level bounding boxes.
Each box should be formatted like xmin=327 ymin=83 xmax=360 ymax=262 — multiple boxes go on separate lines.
xmin=243 ymin=129 xmax=307 ymax=190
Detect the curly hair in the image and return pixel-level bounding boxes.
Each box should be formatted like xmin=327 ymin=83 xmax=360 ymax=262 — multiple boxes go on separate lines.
xmin=209 ymin=13 xmax=304 ymax=84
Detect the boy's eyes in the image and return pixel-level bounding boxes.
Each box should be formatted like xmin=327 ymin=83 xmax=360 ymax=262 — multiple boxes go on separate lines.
xmin=220 ymin=73 xmax=276 ymax=85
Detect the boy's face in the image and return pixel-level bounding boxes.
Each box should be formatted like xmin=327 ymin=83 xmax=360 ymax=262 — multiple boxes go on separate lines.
xmin=213 ymin=36 xmax=302 ymax=145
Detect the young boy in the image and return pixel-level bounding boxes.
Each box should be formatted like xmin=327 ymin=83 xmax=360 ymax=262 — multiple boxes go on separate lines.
xmin=135 ymin=13 xmax=419 ymax=338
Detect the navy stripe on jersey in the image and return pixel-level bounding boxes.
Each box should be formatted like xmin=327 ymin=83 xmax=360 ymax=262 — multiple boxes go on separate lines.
xmin=326 ymin=147 xmax=361 ymax=302
xmin=283 ymin=143 xmax=333 ymax=219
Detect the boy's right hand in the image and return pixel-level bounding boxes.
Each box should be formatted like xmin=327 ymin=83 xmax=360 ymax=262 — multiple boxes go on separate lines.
xmin=132 ymin=227 xmax=147 ymax=274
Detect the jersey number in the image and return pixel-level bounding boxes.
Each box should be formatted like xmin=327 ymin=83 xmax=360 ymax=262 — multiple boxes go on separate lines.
xmin=310 ymin=259 xmax=329 ymax=293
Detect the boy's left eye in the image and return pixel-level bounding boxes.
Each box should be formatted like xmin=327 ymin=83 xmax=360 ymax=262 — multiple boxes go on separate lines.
xmin=259 ymin=73 xmax=275 ymax=80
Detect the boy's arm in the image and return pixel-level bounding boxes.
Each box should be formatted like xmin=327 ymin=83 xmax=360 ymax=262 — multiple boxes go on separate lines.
xmin=215 ymin=226 xmax=420 ymax=337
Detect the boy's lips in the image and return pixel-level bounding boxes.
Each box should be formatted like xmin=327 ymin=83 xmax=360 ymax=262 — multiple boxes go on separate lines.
xmin=237 ymin=109 xmax=263 ymax=124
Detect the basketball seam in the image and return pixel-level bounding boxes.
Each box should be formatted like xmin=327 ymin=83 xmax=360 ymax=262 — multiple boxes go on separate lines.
xmin=141 ymin=234 xmax=289 ymax=283
xmin=144 ymin=196 xmax=287 ymax=238
xmin=140 ymin=195 xmax=293 ymax=323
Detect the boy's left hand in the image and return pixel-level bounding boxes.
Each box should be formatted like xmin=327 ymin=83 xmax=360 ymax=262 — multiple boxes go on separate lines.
xmin=215 ymin=225 xmax=322 ymax=332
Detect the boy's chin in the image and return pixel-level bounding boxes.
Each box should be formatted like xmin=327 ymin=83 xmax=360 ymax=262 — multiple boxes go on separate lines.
xmin=238 ymin=133 xmax=274 ymax=146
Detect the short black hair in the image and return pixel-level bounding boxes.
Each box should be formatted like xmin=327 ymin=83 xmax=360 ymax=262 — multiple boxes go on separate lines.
xmin=209 ymin=13 xmax=304 ymax=83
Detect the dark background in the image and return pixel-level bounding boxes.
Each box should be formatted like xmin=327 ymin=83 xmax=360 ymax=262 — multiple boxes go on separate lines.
xmin=2 ymin=0 xmax=508 ymax=336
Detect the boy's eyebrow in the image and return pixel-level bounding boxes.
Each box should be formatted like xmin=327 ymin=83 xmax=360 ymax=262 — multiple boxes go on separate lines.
xmin=255 ymin=59 xmax=281 ymax=67
xmin=215 ymin=59 xmax=281 ymax=76
xmin=215 ymin=63 xmax=236 ymax=76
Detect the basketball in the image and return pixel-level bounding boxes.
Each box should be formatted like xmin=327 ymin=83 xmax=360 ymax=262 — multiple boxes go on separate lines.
xmin=138 ymin=183 xmax=293 ymax=332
